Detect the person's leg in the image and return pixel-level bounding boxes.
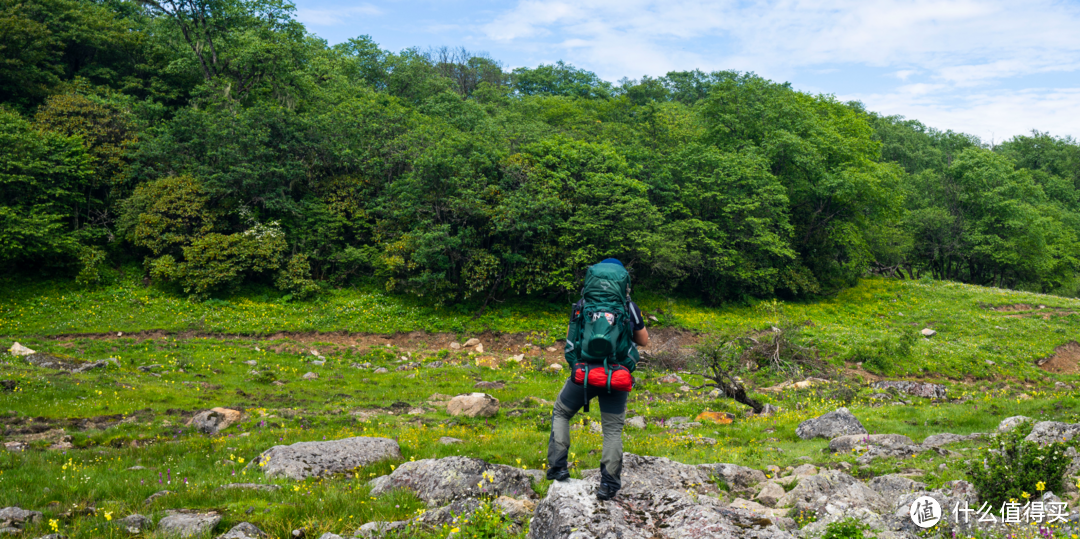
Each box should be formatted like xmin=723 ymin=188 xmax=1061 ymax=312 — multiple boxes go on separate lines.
xmin=546 ymin=377 xmax=585 ymax=481
xmin=596 ymin=390 xmax=628 ymax=499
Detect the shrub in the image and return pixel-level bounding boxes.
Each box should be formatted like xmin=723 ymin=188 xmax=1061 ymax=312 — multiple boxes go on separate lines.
xmin=820 ymin=518 xmax=868 ymax=539
xmin=847 ymin=330 xmax=917 ymax=374
xmin=965 ymin=421 xmax=1076 ymax=508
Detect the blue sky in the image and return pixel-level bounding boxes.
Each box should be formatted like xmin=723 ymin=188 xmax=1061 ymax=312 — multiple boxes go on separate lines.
xmin=295 ymin=0 xmax=1080 ymax=141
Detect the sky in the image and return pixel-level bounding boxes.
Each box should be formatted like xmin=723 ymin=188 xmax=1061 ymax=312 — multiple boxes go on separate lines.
xmin=294 ymin=0 xmax=1080 ymax=142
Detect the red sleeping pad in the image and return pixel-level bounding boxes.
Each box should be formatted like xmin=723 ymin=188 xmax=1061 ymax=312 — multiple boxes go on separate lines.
xmin=571 ymin=363 xmax=634 ymax=392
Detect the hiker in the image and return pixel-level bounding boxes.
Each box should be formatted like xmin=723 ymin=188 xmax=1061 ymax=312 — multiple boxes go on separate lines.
xmin=545 ymin=258 xmax=648 ymax=501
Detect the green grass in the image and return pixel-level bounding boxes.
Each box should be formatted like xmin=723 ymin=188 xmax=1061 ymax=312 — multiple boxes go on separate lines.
xmin=3 ymin=276 xmax=1080 ymax=537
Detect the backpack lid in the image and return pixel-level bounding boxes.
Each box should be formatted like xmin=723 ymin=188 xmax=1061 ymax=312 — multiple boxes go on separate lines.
xmin=581 ymin=263 xmax=630 ymax=310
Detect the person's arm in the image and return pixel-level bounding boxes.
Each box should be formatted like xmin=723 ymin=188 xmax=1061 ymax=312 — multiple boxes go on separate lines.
xmin=629 ymin=301 xmax=649 ymax=347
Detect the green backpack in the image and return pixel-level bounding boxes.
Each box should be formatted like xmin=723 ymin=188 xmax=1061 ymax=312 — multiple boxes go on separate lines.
xmin=564 ymin=263 xmax=639 ymax=374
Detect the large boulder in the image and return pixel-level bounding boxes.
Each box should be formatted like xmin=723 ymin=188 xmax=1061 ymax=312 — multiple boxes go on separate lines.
xmin=795 ymin=408 xmax=867 ymax=440
xmin=697 ymin=462 xmax=767 ymax=493
xmin=188 ymin=408 xmax=242 ymax=434
xmin=216 ymin=522 xmax=266 ymax=539
xmin=528 ymin=478 xmax=794 ymax=539
xmin=1024 ymin=421 xmax=1080 ymax=445
xmin=997 ymin=416 xmax=1032 ymax=432
xmin=157 ymin=511 xmax=222 ymax=538
xmin=829 ymin=434 xmax=914 ymax=454
xmin=9 ymin=343 xmax=35 ymax=356
xmin=584 ymin=454 xmax=720 ymax=496
xmin=867 ymin=474 xmax=926 ymax=501
xmin=774 ymin=470 xmax=889 ymax=515
xmin=255 ymin=437 xmax=401 ymax=480
xmin=118 ymin=514 xmax=151 ymax=534
xmin=870 ymin=381 xmax=947 ymax=399
xmin=0 ymin=507 xmax=42 ymax=530
xmin=368 ymin=456 xmax=535 ymax=506
xmin=446 ymin=393 xmax=499 ymax=418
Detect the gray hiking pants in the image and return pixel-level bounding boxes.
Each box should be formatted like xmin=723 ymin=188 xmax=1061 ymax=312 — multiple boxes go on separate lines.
xmin=546 ymin=376 xmax=627 ymax=491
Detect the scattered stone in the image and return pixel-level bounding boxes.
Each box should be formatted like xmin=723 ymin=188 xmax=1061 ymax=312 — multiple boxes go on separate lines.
xmin=698 ymin=462 xmax=768 ymax=493
xmin=126 ymin=466 xmax=146 ymax=471
xmin=143 ymin=490 xmax=171 ymax=505
xmin=117 ymin=514 xmax=150 ymax=534
xmin=998 ymin=416 xmax=1032 ymax=432
xmin=450 ymin=342 xmax=461 ymax=350
xmin=311 ymin=360 xmax=325 ymax=366
xmin=302 ymin=372 xmax=318 ymax=380
xmin=438 ymin=437 xmax=463 ymax=445
xmin=187 ymin=408 xmax=242 ymax=434
xmin=446 ymin=393 xmax=499 ymax=418
xmin=543 ymin=363 xmax=562 ymax=374
xmin=216 ymin=522 xmax=266 ymax=539
xmin=3 ymin=442 xmax=26 ymax=452
xmin=354 ymin=521 xmax=408 ymax=538
xmin=473 ymin=381 xmax=505 ymax=390
xmin=243 ymin=360 xmax=257 ymax=366
xmin=755 ymin=481 xmax=786 ymax=507
xmin=545 ymin=347 xmax=557 ymax=353
xmin=658 ymin=373 xmax=684 ymax=384
xmin=0 ymin=507 xmax=42 ymax=530
xmin=394 ymin=363 xmax=419 ymax=372
xmin=507 ymin=354 xmax=525 ymax=363
xmin=369 ymin=456 xmax=536 ymax=506
xmin=626 ymin=416 xmax=647 ymax=429
xmin=760 ymin=377 xmax=830 ymax=392
xmin=138 ymin=364 xmax=163 ymax=372
xmin=921 ymin=328 xmax=937 ymax=337
xmin=922 ymin=433 xmax=982 ymax=448
xmin=829 ymin=434 xmax=915 ymax=454
xmin=9 ymin=343 xmax=35 ymax=356
xmin=157 ymin=510 xmax=221 ymax=538
xmin=464 ymin=338 xmax=481 ymax=347
xmin=256 ymin=437 xmax=401 ymax=480
xmin=424 ymin=361 xmax=443 ymax=369
xmin=1025 ymin=421 xmax=1080 ymax=445
xmin=373 ymin=368 xmax=388 ymax=374
xmin=795 ymin=407 xmax=867 ymax=440
xmin=756 ymin=404 xmax=781 ymax=417
xmin=870 ymin=380 xmax=948 ymax=399
xmin=494 ymin=495 xmax=536 ymax=520
xmin=474 ymin=343 xmax=485 ymax=354
xmin=217 ymin=483 xmax=281 ymax=492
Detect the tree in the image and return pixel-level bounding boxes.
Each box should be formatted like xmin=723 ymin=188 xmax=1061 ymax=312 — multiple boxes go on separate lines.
xmin=511 ymin=61 xmax=613 ymax=99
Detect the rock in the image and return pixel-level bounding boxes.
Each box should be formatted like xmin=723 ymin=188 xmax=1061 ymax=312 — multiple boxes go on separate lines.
xmin=626 ymin=416 xmax=647 ymax=429
xmin=373 ymin=368 xmax=388 ymax=374
xmin=216 ymin=522 xmax=266 ymax=539
xmin=311 ymin=360 xmax=325 ymax=366
xmin=543 ymin=363 xmax=562 ymax=373
xmin=921 ymin=433 xmax=981 ymax=448
xmin=998 ymin=416 xmax=1032 ymax=432
xmin=424 ymin=361 xmax=443 ymax=369
xmin=658 ymin=373 xmax=684 ymax=384
xmin=244 ymin=360 xmax=257 ymax=366
xmin=3 ymin=442 xmax=25 ymax=452
xmin=316 ymin=534 xmax=343 ymax=539
xmin=368 ymin=456 xmax=536 ymax=506
xmin=446 ymin=393 xmax=499 ymax=418
xmin=529 ymin=478 xmax=795 ymax=539
xmin=9 ymin=343 xmax=35 ymax=356
xmin=355 ymin=521 xmax=409 ymax=538
xmin=255 ymin=437 xmax=401 ymax=480
xmin=157 ymin=511 xmax=221 ymax=538
xmin=545 ymin=347 xmax=557 ymax=353
xmin=867 ymin=474 xmax=926 ymax=501
xmin=473 ymin=381 xmax=505 ymax=390
xmin=871 ymin=380 xmax=947 ymax=399
xmin=1025 ymin=421 xmax=1080 ymax=445
xmin=71 ymin=359 xmax=118 ymax=373
xmin=438 ymin=437 xmax=463 ymax=445
xmin=143 ymin=490 xmax=171 ymax=505
xmin=118 ymin=514 xmax=150 ymax=534
xmin=450 ymin=342 xmax=461 ymax=350
xmin=494 ymin=495 xmax=536 ymax=520
xmin=507 ymin=354 xmax=525 ymax=363
xmin=394 ymin=363 xmax=419 ymax=372
xmin=302 ymin=372 xmax=318 ymax=380
xmin=920 ymin=328 xmax=937 ymax=337
xmin=187 ymin=408 xmax=242 ymax=434
xmin=796 ymin=407 xmax=867 ymax=440
xmin=729 ymin=498 xmax=790 ymax=520
xmin=126 ymin=466 xmax=146 ymax=471
xmin=474 ymin=343 xmax=485 ymax=354
xmin=464 ymin=338 xmax=481 ymax=347
xmin=775 ymin=469 xmax=888 ymax=514
xmin=829 ymin=434 xmax=915 ymax=454
xmin=756 ymin=404 xmax=781 ymax=417
xmin=698 ymin=462 xmax=767 ymax=493
xmin=217 ymin=483 xmax=281 ymax=492
xmin=0 ymin=507 xmax=42 ymax=529
xmin=754 ymin=482 xmax=786 ymax=507
xmin=790 ymin=464 xmax=818 ymax=478
xmin=759 ymin=377 xmax=831 ymax=393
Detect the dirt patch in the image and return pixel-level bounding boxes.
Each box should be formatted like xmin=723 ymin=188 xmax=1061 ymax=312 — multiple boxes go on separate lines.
xmin=987 ymin=303 xmax=1035 ymax=312
xmin=1036 ymin=341 xmax=1080 ymax=374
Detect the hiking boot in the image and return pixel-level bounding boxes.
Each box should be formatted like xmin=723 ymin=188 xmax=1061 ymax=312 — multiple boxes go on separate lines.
xmin=546 ymin=468 xmax=570 ymax=482
xmin=596 ymin=483 xmax=617 ymax=501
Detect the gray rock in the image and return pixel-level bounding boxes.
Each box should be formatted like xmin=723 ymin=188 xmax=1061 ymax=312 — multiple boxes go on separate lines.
xmin=216 ymin=483 xmax=281 ymax=492
xmin=657 ymin=373 xmax=684 ymax=384
xmin=920 ymin=328 xmax=937 ymax=337
xmin=997 ymin=416 xmax=1032 ymax=432
xmin=302 ymin=372 xmax=318 ymax=380
xmin=473 ymin=381 xmax=505 ymax=390
xmin=775 ymin=469 xmax=889 ymax=514
xmin=35 ymin=534 xmax=67 ymax=539
xmin=188 ymin=408 xmax=241 ymax=434
xmin=368 ymin=456 xmax=535 ymax=506
xmin=1025 ymin=421 xmax=1080 ymax=445
xmin=256 ymin=437 xmax=401 ymax=480
xmin=796 ymin=408 xmax=867 ymax=440
xmin=118 ymin=513 xmax=150 ymax=534
xmin=921 ymin=432 xmax=982 ymax=447
xmin=871 ymin=381 xmax=947 ymax=399
xmin=157 ymin=511 xmax=221 ymax=538
xmin=528 ymin=478 xmax=795 ymax=539
xmin=867 ymin=474 xmax=926 ymax=501
xmin=697 ymin=462 xmax=768 ymax=493
xmin=316 ymin=534 xmax=343 ymax=539
xmin=0 ymin=507 xmax=42 ymax=529
xmin=626 ymin=416 xmax=647 ymax=429
xmin=446 ymin=393 xmax=499 ymax=418
xmin=71 ymin=359 xmax=119 ymax=374
xmin=373 ymin=368 xmax=388 ymax=374
xmin=829 ymin=434 xmax=915 ymax=454
xmin=437 ymin=437 xmax=463 ymax=445
xmin=144 ymin=490 xmax=172 ymax=505
xmin=424 ymin=361 xmax=444 ymax=369
xmin=355 ymin=520 xmax=409 ymax=538
xmin=216 ymin=522 xmax=266 ymax=539
xmin=755 ymin=481 xmax=786 ymax=507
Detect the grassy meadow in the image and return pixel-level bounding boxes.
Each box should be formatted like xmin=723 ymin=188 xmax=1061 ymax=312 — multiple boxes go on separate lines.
xmin=2 ymin=276 xmax=1080 ymax=537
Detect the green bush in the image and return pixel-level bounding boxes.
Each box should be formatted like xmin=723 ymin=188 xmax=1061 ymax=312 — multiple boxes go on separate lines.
xmin=965 ymin=421 xmax=1076 ymax=507
xmin=847 ymin=331 xmax=917 ymax=374
xmin=820 ymin=518 xmax=868 ymax=539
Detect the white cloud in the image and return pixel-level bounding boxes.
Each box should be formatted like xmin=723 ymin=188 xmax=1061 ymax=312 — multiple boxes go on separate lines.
xmin=477 ymin=0 xmax=1080 ymax=137
xmin=296 ymin=4 xmax=381 ymax=26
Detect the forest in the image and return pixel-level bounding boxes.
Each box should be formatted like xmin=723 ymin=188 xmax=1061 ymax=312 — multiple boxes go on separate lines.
xmin=3 ymin=0 xmax=1079 ymax=304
